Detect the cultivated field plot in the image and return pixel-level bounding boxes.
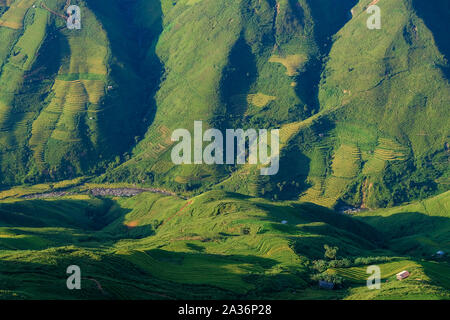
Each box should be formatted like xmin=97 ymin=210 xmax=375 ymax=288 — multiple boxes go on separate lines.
xmin=363 ymin=138 xmax=409 ymax=175
xmin=0 ymin=0 xmax=448 ymax=301
xmin=0 ymin=187 xmax=448 ymax=299
xmin=0 ymin=0 xmax=35 ymax=30
xmin=331 ymin=144 xmax=361 ymax=178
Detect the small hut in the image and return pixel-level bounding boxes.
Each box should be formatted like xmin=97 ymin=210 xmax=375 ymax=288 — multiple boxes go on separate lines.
xmin=396 ymin=270 xmax=410 ymax=280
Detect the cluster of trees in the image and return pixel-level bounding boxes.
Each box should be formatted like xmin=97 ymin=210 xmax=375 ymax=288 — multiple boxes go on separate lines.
xmin=310 ymin=273 xmax=344 ymax=286
xmin=309 ymin=245 xmax=345 ymax=287
xmin=0 ymin=6 xmax=8 ymax=16
xmin=309 ymin=245 xmax=397 ymax=288
xmin=353 ymin=256 xmax=394 ymax=266
xmin=351 ymin=154 xmax=445 ymax=208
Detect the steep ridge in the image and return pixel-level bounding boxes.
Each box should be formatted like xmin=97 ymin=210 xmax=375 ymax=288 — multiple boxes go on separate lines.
xmin=107 ymin=0 xmax=359 ymax=197
xmin=0 ymin=189 xmax=448 ymax=299
xmin=0 ymin=0 xmax=448 ymax=209
xmin=0 ymin=0 xmax=157 ymax=185
xmin=0 ymin=0 xmax=448 ymax=301
xmin=215 ymin=0 xmax=450 ymax=208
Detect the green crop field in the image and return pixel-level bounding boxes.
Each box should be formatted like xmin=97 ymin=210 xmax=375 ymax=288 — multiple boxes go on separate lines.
xmin=0 ymin=186 xmax=448 ymax=299
xmin=0 ymin=0 xmax=448 ymax=300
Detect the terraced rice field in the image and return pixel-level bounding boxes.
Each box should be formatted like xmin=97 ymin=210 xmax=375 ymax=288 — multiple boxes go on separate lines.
xmin=60 ymin=35 xmax=108 ymax=76
xmin=298 ymin=136 xmax=349 ymax=208
xmin=0 ymin=0 xmax=36 ymax=30
xmin=333 ymin=260 xmax=425 ymax=284
xmin=9 ymin=7 xmax=48 ymax=70
xmin=29 ymin=78 xmax=105 ymax=162
xmin=186 ymin=0 xmax=204 ymax=6
xmin=0 ymin=6 xmax=48 ymax=147
xmin=0 ymin=65 xmax=22 ymax=132
xmin=0 ymin=26 xmax=18 ymax=66
xmin=323 ymin=176 xmax=350 ymax=203
xmin=375 ymin=138 xmax=409 ymax=161
xmin=228 ymin=94 xmax=248 ymax=115
xmin=299 ymin=176 xmax=337 ymax=208
xmin=279 ymin=114 xmax=320 ymax=146
xmin=363 ymin=138 xmax=408 ymax=175
xmin=303 ymin=137 xmax=408 ymax=207
xmin=24 ymin=5 xmax=109 ymax=160
xmin=151 ymin=160 xmax=175 ymax=174
xmin=136 ymin=125 xmax=173 ymax=163
xmin=118 ymin=249 xmax=256 ymax=294
xmin=331 ymin=144 xmax=361 ymax=178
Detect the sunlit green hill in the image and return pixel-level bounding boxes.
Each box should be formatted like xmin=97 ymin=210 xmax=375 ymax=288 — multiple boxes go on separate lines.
xmin=0 ymin=0 xmax=449 ymax=300
xmin=0 ymin=0 xmax=448 ymax=208
xmin=0 ymin=186 xmax=448 ymax=299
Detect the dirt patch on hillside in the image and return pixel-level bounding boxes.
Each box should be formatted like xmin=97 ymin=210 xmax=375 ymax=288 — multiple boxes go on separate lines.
xmin=125 ymin=220 xmax=140 ymax=228
xmin=269 ymin=54 xmax=306 ymax=76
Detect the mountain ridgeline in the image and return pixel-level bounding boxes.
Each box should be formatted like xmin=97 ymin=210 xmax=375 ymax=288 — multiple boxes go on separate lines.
xmin=0 ymin=0 xmax=449 ymax=301
xmin=0 ymin=0 xmax=448 ymax=209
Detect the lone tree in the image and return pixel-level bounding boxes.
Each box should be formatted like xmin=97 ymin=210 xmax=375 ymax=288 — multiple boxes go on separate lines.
xmin=324 ymin=244 xmax=339 ymax=260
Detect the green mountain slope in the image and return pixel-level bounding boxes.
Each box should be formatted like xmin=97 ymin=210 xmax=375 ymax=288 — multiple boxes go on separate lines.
xmin=218 ymin=0 xmax=450 ymax=208
xmin=105 ymin=0 xmax=449 ymax=209
xmin=0 ymin=0 xmax=449 ymax=300
xmin=0 ymin=188 xmax=448 ymax=299
xmin=355 ymin=190 xmax=450 ymax=257
xmin=0 ymin=0 xmax=448 ymax=209
xmin=0 ymin=0 xmax=153 ymax=185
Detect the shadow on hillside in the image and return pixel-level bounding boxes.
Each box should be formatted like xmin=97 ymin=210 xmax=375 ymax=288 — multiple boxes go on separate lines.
xmin=420 ymin=260 xmax=450 ymax=290
xmin=294 ymin=59 xmax=321 ymax=116
xmin=139 ymin=250 xmax=346 ymax=299
xmin=218 ymin=34 xmax=258 ymax=128
xmin=0 ymin=248 xmax=188 ymax=299
xmin=268 ymin=117 xmax=336 ymax=200
xmin=0 ymin=197 xmax=161 ymax=247
xmin=253 ymin=201 xmax=382 ymax=259
xmin=105 ymin=222 xmax=157 ymax=241
xmin=272 ymin=144 xmax=311 ymax=200
xmin=412 ymin=0 xmax=450 ymax=79
xmin=306 ymin=0 xmax=358 ymax=45
xmin=145 ymin=248 xmax=278 ymax=269
xmin=141 ymin=248 xmax=311 ymax=298
xmin=9 ymin=25 xmax=66 ymax=152
xmin=289 ymin=202 xmax=381 ymax=242
xmin=358 ymin=211 xmax=450 ymax=239
xmin=0 ymin=257 xmax=109 ymax=299
xmin=86 ymin=0 xmax=164 ymax=159
xmin=357 ymin=211 xmax=450 ymax=256
xmin=292 ymin=0 xmax=358 ymax=115
xmin=0 ymin=196 xmax=367 ymax=299
xmin=0 ymin=246 xmax=311 ymax=299
xmin=0 ymin=198 xmax=120 ymax=230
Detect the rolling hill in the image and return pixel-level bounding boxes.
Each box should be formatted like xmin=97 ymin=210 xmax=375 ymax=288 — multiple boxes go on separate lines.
xmin=0 ymin=186 xmax=448 ymax=299
xmin=0 ymin=0 xmax=448 ymax=300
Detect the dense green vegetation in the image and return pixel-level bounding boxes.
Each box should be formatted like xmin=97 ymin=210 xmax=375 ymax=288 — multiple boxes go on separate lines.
xmin=0 ymin=0 xmax=449 ymax=300
xmin=0 ymin=0 xmax=155 ymax=185
xmin=0 ymin=187 xmax=448 ymax=299
xmin=0 ymin=0 xmax=448 ymax=209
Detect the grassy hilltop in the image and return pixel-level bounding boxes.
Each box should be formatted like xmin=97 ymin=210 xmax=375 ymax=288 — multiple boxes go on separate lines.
xmin=0 ymin=0 xmax=449 ymax=300
xmin=0 ymin=187 xmax=448 ymax=299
